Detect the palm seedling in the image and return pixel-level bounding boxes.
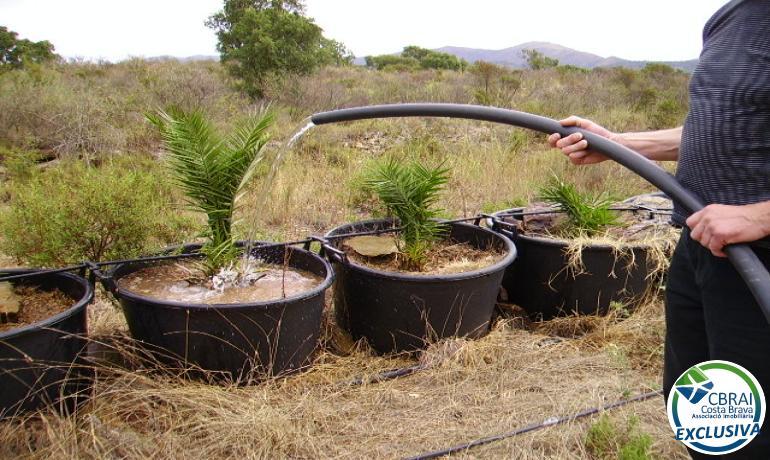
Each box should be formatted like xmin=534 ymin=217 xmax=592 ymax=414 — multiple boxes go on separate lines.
xmin=538 ymin=174 xmax=620 ymax=238
xmin=147 ymin=108 xmax=273 ymax=276
xmin=363 ymin=159 xmax=450 ymax=271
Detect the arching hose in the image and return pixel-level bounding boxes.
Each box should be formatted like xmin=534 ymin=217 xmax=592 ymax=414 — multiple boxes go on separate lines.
xmin=311 ymin=103 xmax=770 ymax=322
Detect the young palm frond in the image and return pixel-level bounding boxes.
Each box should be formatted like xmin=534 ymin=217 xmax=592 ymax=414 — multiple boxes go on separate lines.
xmin=539 ymin=174 xmax=620 ymax=238
xmin=363 ymin=159 xmax=450 ymax=270
xmin=146 ymin=108 xmax=274 ymax=275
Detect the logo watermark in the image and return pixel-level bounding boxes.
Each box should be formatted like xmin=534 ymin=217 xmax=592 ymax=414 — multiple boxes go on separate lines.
xmin=667 ymin=360 xmax=765 ymax=455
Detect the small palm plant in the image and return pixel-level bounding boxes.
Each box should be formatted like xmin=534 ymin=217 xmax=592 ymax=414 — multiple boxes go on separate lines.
xmin=538 ymin=175 xmax=620 ymax=237
xmin=147 ymin=108 xmax=273 ymax=276
xmin=363 ymin=159 xmax=450 ymax=270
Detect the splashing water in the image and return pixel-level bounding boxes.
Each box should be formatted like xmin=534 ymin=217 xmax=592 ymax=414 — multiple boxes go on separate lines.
xmin=242 ymin=118 xmax=317 ymax=258
xmin=288 ymin=119 xmax=316 ymax=148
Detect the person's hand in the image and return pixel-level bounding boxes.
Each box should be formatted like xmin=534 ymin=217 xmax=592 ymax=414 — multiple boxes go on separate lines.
xmin=547 ymin=116 xmax=616 ymax=165
xmin=686 ymin=203 xmax=770 ymax=257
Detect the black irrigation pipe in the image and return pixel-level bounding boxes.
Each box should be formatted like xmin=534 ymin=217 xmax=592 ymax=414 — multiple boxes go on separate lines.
xmin=404 ymin=389 xmax=663 ymax=460
xmin=0 ymin=263 xmax=89 ymax=283
xmin=311 ymin=103 xmax=770 ymax=324
xmin=494 ymin=205 xmax=674 ymax=219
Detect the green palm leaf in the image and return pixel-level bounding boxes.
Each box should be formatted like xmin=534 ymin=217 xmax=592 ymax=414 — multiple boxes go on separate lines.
xmin=363 ymin=158 xmax=450 ymax=270
xmin=147 ymin=108 xmax=273 ymax=274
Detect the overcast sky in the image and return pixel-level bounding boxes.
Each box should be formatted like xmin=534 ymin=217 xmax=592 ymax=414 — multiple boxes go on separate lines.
xmin=1 ymin=0 xmax=728 ymax=62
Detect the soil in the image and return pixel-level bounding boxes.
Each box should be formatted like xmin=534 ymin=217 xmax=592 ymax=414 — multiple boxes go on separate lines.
xmin=344 ymin=239 xmax=505 ymax=275
xmin=0 ymin=284 xmax=74 ymax=333
xmin=117 ymin=260 xmax=323 ymax=304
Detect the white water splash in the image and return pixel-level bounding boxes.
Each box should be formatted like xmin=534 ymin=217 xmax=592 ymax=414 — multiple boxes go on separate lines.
xmin=212 ymin=257 xmax=267 ymax=292
xmin=242 ymin=118 xmax=318 ymax=260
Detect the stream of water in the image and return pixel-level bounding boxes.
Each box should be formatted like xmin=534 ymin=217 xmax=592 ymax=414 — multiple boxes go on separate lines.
xmin=241 ymin=118 xmax=318 ymax=261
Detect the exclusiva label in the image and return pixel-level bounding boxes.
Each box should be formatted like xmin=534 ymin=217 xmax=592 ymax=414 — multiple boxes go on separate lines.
xmin=668 ymin=361 xmax=765 ymax=455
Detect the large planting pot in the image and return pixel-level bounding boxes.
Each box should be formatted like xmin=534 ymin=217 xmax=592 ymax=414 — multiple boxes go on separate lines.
xmin=324 ymin=219 xmax=516 ymax=354
xmin=0 ymin=269 xmax=93 ymax=418
xmin=491 ymin=210 xmax=652 ymax=320
xmin=101 ymin=243 xmax=333 ymax=380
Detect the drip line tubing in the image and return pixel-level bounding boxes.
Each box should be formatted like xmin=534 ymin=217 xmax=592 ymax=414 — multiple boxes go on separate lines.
xmin=404 ymin=389 xmax=663 ymax=460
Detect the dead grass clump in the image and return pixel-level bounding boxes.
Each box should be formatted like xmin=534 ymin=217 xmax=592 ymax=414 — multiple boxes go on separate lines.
xmin=534 ymin=314 xmax=603 ymax=339
xmin=562 ymin=224 xmax=678 ymax=282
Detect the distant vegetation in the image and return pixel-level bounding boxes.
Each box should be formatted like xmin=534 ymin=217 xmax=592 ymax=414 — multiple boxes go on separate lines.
xmin=365 ymin=46 xmax=467 ymax=71
xmin=522 ymin=49 xmax=560 ymax=70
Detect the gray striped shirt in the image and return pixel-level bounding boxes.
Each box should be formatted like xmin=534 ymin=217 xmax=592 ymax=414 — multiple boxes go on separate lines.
xmin=674 ymin=0 xmax=770 ymax=224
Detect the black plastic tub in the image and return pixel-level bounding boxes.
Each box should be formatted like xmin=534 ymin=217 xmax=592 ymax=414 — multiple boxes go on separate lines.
xmin=491 ymin=210 xmax=651 ymax=320
xmin=101 ymin=243 xmax=333 ymax=381
xmin=0 ymin=269 xmax=93 ymax=419
xmin=324 ymin=219 xmax=516 ymax=354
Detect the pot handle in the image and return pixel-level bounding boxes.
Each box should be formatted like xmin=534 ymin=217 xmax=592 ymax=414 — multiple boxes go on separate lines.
xmin=89 ymin=264 xmax=120 ymax=300
xmin=489 ymin=215 xmax=519 ymax=241
xmin=319 ymin=240 xmax=348 ymax=264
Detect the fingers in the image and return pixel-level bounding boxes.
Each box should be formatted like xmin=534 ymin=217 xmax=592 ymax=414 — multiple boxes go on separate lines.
xmin=555 ymin=132 xmax=583 ymax=149
xmin=548 ymin=133 xmax=561 ymax=147
xmin=704 ymin=232 xmax=728 ymax=257
xmin=707 ymin=238 xmax=727 ymax=257
xmin=562 ymin=139 xmax=589 ymax=155
xmin=548 ymin=132 xmax=588 ymax=154
xmin=560 ymin=116 xmax=583 ymax=128
xmin=685 ymin=210 xmax=703 ymax=231
xmin=687 ymin=209 xmax=729 ymax=258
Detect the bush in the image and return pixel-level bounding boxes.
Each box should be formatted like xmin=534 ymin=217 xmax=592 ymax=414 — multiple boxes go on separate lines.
xmin=0 ymin=157 xmax=199 ymax=266
xmin=365 ymin=55 xmax=420 ymax=71
xmin=585 ymin=414 xmax=653 ymax=460
xmin=367 ymin=46 xmax=466 ymax=72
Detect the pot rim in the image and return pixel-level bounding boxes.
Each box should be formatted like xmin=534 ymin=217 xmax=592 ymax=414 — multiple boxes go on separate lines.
xmin=489 ymin=209 xmax=652 ymax=252
xmin=324 ymin=218 xmax=517 ymax=282
xmin=109 ymin=242 xmax=334 ymax=310
xmin=0 ymin=269 xmax=93 ymax=340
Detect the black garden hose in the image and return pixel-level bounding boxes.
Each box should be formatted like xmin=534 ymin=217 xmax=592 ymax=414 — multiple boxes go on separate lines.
xmin=311 ymin=103 xmax=770 ymax=324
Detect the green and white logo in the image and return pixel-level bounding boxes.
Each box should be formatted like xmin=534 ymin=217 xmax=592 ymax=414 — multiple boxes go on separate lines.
xmin=667 ymin=360 xmax=765 ymax=455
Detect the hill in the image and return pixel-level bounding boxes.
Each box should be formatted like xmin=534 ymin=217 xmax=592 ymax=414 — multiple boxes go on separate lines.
xmin=357 ymin=41 xmax=698 ymax=72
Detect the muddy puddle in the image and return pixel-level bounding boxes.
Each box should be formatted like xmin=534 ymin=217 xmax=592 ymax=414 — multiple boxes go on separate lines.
xmin=118 ymin=260 xmax=322 ymax=304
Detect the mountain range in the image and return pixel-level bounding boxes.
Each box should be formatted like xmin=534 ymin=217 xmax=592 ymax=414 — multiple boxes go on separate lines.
xmin=356 ymin=41 xmax=699 ymax=72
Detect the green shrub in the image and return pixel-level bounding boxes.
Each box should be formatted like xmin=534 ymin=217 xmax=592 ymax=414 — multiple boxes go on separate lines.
xmin=648 ymin=98 xmax=684 ymax=129
xmin=0 ymin=158 xmax=199 ymax=266
xmin=1 ymin=146 xmax=40 ymax=183
xmin=586 ymin=414 xmax=653 ymax=460
xmin=523 ymin=49 xmax=559 ymax=70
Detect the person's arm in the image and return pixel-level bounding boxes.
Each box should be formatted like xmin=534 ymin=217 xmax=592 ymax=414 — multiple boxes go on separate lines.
xmin=547 ymin=116 xmax=682 ymax=164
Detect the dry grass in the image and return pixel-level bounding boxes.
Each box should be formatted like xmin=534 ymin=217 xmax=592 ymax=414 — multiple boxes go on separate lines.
xmin=0 ymin=291 xmax=687 ymax=459
xmin=561 ymin=225 xmax=679 ymax=281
